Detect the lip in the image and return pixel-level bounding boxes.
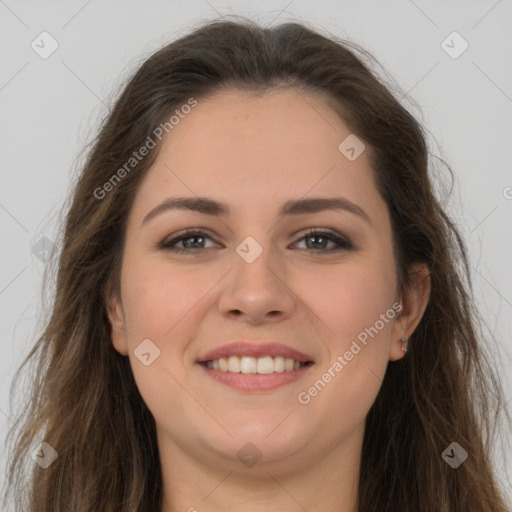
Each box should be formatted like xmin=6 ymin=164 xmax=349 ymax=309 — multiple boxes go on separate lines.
xmin=199 ymin=363 xmax=315 ymax=392
xmin=196 ymin=341 xmax=315 ymax=364
xmin=196 ymin=341 xmax=316 ymax=393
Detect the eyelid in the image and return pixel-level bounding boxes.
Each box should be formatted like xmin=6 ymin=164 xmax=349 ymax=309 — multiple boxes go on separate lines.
xmin=159 ymin=227 xmax=219 ymax=247
xmin=158 ymin=227 xmax=355 ymax=253
xmin=292 ymin=228 xmax=354 ymax=251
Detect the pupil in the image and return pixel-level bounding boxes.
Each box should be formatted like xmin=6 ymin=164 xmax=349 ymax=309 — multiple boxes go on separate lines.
xmin=308 ymin=235 xmax=326 ymax=249
xmin=184 ymin=236 xmax=203 ymax=248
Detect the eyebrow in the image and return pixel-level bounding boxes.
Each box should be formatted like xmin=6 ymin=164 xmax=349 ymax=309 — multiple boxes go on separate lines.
xmin=141 ymin=196 xmax=371 ymax=225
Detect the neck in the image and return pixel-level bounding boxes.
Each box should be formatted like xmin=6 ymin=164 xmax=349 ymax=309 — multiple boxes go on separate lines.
xmin=158 ymin=425 xmax=363 ymax=512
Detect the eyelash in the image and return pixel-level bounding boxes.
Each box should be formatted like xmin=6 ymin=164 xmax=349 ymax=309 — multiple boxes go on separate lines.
xmin=159 ymin=228 xmax=354 ymax=255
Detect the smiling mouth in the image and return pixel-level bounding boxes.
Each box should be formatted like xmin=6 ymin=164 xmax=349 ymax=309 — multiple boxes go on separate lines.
xmin=200 ymin=355 xmax=314 ymax=375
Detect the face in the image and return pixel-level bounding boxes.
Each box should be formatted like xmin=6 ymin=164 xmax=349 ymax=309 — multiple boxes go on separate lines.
xmin=108 ymin=88 xmax=427 ymax=475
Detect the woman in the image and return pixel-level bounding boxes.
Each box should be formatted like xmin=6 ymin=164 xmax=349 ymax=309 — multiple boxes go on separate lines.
xmin=3 ymin=16 xmax=511 ymax=512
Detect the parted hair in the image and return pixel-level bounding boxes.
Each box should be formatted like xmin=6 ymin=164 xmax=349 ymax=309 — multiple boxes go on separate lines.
xmin=3 ymin=16 xmax=511 ymax=512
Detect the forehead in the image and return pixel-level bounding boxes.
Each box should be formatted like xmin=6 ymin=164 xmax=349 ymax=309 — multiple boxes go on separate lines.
xmin=165 ymin=87 xmax=353 ymax=167
xmin=129 ymin=87 xmax=383 ymax=221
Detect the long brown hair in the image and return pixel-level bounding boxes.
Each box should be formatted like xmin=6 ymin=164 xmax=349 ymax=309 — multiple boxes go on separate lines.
xmin=3 ymin=16 xmax=511 ymax=511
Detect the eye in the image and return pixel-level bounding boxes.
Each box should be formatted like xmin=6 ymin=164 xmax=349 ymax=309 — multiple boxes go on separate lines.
xmin=158 ymin=228 xmax=354 ymax=254
xmin=292 ymin=229 xmax=354 ymax=252
xmin=158 ymin=229 xmax=218 ymax=254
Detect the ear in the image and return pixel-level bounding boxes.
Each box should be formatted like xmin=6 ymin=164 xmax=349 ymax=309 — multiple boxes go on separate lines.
xmin=106 ymin=287 xmax=129 ymax=356
xmin=389 ymin=262 xmax=431 ymax=361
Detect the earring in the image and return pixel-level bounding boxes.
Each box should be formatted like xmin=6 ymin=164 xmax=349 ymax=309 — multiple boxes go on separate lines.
xmin=400 ymin=336 xmax=408 ymax=352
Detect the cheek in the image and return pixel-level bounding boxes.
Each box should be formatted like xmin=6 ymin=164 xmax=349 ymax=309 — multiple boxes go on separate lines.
xmin=295 ymin=261 xmax=396 ymax=421
xmin=120 ymin=261 xmax=204 ymax=434
xmin=129 ymin=360 xmax=199 ymax=452
xmin=121 ymin=259 xmax=208 ymax=342
xmin=297 ymin=259 xmax=397 ymax=342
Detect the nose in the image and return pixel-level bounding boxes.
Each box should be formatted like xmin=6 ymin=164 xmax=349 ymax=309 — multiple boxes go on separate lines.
xmin=217 ymin=248 xmax=296 ymax=324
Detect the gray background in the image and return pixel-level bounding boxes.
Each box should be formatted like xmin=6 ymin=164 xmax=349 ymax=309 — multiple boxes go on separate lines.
xmin=1 ymin=0 xmax=511 ymax=507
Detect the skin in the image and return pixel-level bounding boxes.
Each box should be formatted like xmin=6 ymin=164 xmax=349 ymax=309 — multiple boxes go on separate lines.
xmin=108 ymin=88 xmax=430 ymax=512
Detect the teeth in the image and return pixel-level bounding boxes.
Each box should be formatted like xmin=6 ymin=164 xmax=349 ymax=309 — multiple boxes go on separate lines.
xmin=257 ymin=356 xmax=274 ymax=375
xmin=240 ymin=356 xmax=257 ymax=374
xmin=274 ymin=356 xmax=284 ymax=372
xmin=228 ymin=356 xmax=239 ymax=372
xmin=205 ymin=355 xmax=308 ymax=374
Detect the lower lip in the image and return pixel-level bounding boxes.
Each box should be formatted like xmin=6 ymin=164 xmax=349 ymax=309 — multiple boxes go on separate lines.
xmin=198 ymin=363 xmax=315 ymax=392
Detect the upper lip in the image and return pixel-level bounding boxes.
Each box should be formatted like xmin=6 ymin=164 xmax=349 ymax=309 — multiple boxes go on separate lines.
xmin=197 ymin=341 xmax=315 ymax=363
